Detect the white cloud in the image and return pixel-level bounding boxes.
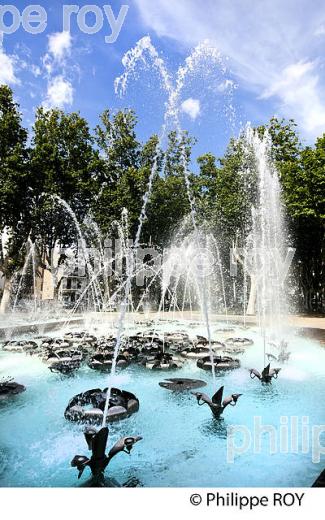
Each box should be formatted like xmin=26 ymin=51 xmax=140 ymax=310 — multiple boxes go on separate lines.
xmin=0 ymin=44 xmax=18 ymax=85
xmin=42 ymin=53 xmax=53 ymax=76
xmin=44 ymin=75 xmax=74 ymax=109
xmin=48 ymin=31 xmax=72 ymax=62
xmin=181 ymin=98 xmax=201 ymax=120
xmin=31 ymin=64 xmax=42 ymax=77
xmin=261 ymin=60 xmax=325 ymax=136
xmin=40 ymin=31 xmax=75 ymax=110
xmin=134 ymin=0 xmax=325 ymax=138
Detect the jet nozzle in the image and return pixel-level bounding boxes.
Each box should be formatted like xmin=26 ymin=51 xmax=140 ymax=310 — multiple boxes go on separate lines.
xmin=84 ymin=427 xmax=98 ymax=450
xmin=124 ymin=436 xmax=143 ymax=453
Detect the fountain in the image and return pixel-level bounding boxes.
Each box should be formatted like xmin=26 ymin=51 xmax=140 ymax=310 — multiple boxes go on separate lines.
xmin=65 ymin=388 xmax=140 ymax=424
xmin=159 ymin=378 xmax=207 ymax=392
xmin=1 ymin=315 xmax=325 ymax=486
xmin=197 ymin=354 xmax=240 ymax=371
xmin=0 ymin=377 xmax=26 ymax=401
xmin=112 ymin=38 xmax=238 ymax=392
xmin=0 ymin=37 xmax=324 ymax=490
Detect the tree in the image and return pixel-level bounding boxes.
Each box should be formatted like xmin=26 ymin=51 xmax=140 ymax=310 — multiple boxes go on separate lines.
xmin=28 ymin=107 xmax=99 ymax=297
xmin=145 ymin=131 xmax=193 ymax=246
xmin=93 ymin=109 xmax=143 ymax=236
xmin=0 ymin=85 xmax=30 ymax=312
xmin=197 ymin=138 xmax=258 ymax=240
xmin=287 ymin=136 xmax=325 ymax=311
xmin=260 ymin=118 xmax=325 ymax=312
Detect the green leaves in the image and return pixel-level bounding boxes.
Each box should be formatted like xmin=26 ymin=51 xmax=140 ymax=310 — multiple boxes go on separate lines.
xmin=92 ymin=109 xmax=143 ymax=235
xmin=255 ymin=117 xmax=324 ymax=311
xmin=196 ymin=137 xmax=257 ymax=243
xmin=0 ymin=85 xmax=324 ymax=311
xmin=0 ymin=85 xmax=29 ymax=230
xmin=29 ymin=107 xmax=99 ymax=250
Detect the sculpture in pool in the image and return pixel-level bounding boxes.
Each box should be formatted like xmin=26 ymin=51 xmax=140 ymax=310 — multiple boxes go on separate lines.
xmin=192 ymin=385 xmax=242 ymax=418
xmin=71 ymin=426 xmax=142 ymax=486
xmin=250 ymin=364 xmax=281 ymax=383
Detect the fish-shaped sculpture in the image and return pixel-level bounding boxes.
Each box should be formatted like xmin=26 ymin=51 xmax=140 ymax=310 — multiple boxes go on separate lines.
xmin=250 ymin=364 xmax=281 ymax=383
xmin=192 ymin=386 xmax=242 ymax=418
xmin=71 ymin=427 xmax=142 ymax=486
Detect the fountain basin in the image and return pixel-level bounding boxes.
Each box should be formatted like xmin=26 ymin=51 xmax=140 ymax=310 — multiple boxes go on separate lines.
xmin=197 ymin=355 xmax=240 ymax=371
xmin=0 ymin=379 xmax=26 ymax=401
xmin=1 ymin=321 xmax=325 ymax=487
xmin=88 ymin=354 xmax=130 ymax=371
xmin=64 ymin=388 xmax=139 ymax=424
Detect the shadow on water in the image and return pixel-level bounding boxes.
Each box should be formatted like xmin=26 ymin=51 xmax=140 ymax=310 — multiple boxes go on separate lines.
xmin=79 ymin=475 xmax=143 ymax=488
xmin=0 ymin=447 xmax=10 ymax=482
xmin=122 ymin=476 xmax=144 ymax=487
xmin=251 ymin=382 xmax=281 ymax=402
xmin=163 ymin=390 xmax=196 ymax=406
xmin=50 ymin=372 xmax=80 ymax=381
xmin=200 ymin=417 xmax=228 ymax=439
xmin=0 ymin=394 xmax=26 ymax=413
xmin=149 ymin=448 xmax=199 ymax=475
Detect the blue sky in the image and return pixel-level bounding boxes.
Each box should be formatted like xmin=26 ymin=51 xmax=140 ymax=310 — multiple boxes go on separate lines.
xmin=1 ymin=0 xmax=325 ymax=165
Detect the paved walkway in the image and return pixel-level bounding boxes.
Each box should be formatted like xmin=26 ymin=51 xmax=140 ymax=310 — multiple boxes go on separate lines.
xmin=89 ymin=311 xmax=325 ymax=330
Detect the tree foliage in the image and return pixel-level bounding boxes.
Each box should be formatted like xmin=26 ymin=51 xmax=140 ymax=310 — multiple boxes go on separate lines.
xmin=0 ymin=85 xmax=324 ymax=312
xmin=0 ymin=85 xmax=30 ymax=278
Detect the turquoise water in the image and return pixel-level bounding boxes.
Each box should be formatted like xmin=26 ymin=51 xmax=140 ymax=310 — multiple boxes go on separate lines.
xmin=0 ymin=324 xmax=325 ymax=487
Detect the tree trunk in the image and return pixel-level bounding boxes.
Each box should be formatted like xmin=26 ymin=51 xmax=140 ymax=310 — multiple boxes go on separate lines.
xmin=53 ymin=275 xmax=63 ymax=300
xmin=246 ymin=275 xmax=256 ymax=315
xmin=0 ymin=276 xmax=12 ymax=314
